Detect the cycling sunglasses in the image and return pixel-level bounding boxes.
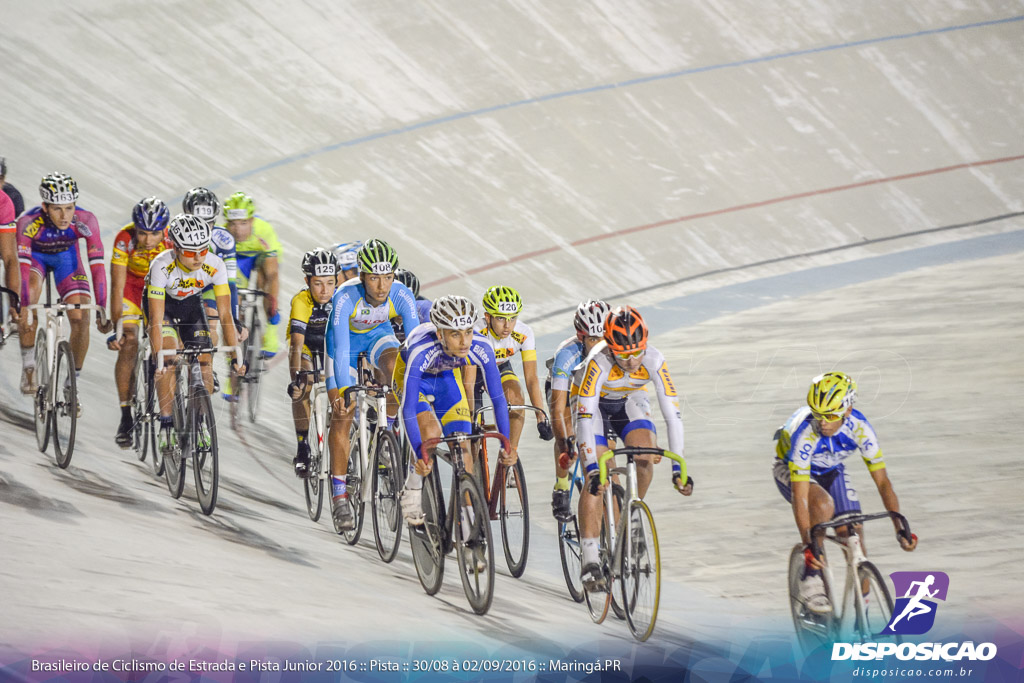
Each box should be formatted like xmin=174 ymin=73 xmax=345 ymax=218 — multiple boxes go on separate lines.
xmin=614 ymin=348 xmax=645 ymax=360
xmin=180 ymin=248 xmax=209 ymax=259
xmin=811 ymin=410 xmax=845 ymax=423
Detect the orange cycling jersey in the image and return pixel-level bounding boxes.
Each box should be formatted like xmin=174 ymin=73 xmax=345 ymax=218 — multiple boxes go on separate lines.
xmin=111 ymin=224 xmax=171 ymax=278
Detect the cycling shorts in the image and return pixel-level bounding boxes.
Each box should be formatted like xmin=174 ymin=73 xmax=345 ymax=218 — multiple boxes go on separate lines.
xmin=121 ymin=274 xmax=145 ymax=325
xmin=143 ymin=292 xmax=211 ymax=348
xmin=472 ymin=359 xmax=519 ymax=403
xmin=582 ymin=394 xmax=655 ymax=472
xmin=29 ymin=248 xmax=90 ymax=300
xmin=772 ymin=460 xmax=861 ymax=517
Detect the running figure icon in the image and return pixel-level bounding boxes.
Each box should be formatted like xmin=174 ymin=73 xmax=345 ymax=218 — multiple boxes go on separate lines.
xmin=888 ymin=574 xmax=938 ymax=629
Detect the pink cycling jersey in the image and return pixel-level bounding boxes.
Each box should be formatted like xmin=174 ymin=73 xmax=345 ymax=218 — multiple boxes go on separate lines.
xmin=0 ymin=191 xmax=14 ymax=232
xmin=17 ymin=206 xmax=107 ymax=306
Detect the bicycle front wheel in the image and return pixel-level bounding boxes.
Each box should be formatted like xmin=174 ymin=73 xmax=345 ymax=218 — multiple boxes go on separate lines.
xmin=857 ymin=561 xmax=899 ymax=644
xmin=456 ymin=472 xmax=495 ymax=615
xmin=304 ymin=413 xmax=324 ymax=522
xmin=165 ymin=375 xmax=188 ymax=499
xmin=372 ymin=428 xmax=403 ymax=563
xmin=132 ymin=348 xmax=149 ymax=462
xmin=246 ymin=319 xmax=263 ymax=423
xmin=788 ymin=544 xmax=835 ymax=654
xmin=499 ymin=460 xmax=529 ymax=578
xmin=342 ymin=420 xmax=365 ymax=544
xmin=191 ymin=385 xmax=219 ymax=515
xmin=33 ymin=329 xmax=51 ymax=453
xmin=558 ymin=479 xmax=585 ymax=603
xmin=620 ymin=500 xmax=661 ymax=642
xmin=410 ymin=468 xmax=445 ymax=595
xmin=52 ymin=341 xmax=77 ymax=469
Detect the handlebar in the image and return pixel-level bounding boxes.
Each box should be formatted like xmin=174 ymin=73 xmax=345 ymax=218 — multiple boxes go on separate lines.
xmin=342 ymin=383 xmax=390 ymax=406
xmin=0 ymin=286 xmax=20 ymax=312
xmin=419 ymin=432 xmax=512 ymax=466
xmin=27 ymin=302 xmax=109 ymax=326
xmin=598 ymin=447 xmax=687 ymax=487
xmin=114 ymin=314 xmax=144 ymax=341
xmin=473 ymin=403 xmax=549 ymax=422
xmin=237 ymin=288 xmax=269 ymax=298
xmin=157 ymin=345 xmax=240 ymax=369
xmin=810 ymin=511 xmax=913 ymax=547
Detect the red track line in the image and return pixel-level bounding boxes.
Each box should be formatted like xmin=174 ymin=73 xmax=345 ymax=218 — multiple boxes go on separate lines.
xmin=423 ymin=153 xmax=1024 ymax=289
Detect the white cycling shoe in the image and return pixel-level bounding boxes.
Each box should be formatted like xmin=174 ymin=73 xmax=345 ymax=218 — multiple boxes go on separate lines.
xmin=401 ymin=485 xmax=425 ymax=526
xmin=800 ymin=574 xmax=833 ymax=614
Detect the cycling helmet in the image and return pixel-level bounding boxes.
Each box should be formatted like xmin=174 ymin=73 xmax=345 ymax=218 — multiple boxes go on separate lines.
xmin=182 ymin=187 xmax=219 ymax=223
xmin=807 ymin=372 xmax=857 ymax=419
xmin=394 ymin=268 xmax=421 ymax=298
xmin=168 ymin=213 xmax=212 ymax=251
xmin=357 ymin=238 xmax=398 ymax=274
xmin=39 ymin=172 xmax=79 ymax=204
xmin=301 ymin=247 xmax=339 ymax=278
xmin=333 ymin=241 xmax=362 ymax=271
xmin=223 ymin=191 xmax=255 ymax=220
xmin=430 ymin=295 xmax=477 ymax=330
xmin=132 ymin=196 xmax=170 ymax=233
xmin=603 ymin=306 xmax=648 ymax=353
xmin=574 ymin=299 xmax=611 ymax=338
xmin=482 ymin=286 xmax=523 ymax=318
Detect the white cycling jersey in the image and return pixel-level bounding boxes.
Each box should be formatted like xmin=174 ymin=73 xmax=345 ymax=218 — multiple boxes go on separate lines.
xmin=475 ymin=318 xmax=537 ymax=364
xmin=146 ymin=250 xmax=229 ymax=301
xmin=775 ymin=406 xmax=885 ymax=480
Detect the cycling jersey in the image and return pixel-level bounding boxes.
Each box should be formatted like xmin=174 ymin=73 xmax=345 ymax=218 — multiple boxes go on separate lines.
xmin=575 ymin=342 xmax=684 ymax=471
xmin=391 ymin=297 xmax=433 ymax=342
xmin=289 ymin=287 xmax=331 ymax=356
xmin=111 ymin=224 xmax=171 ymax=279
xmin=146 ymin=250 xmax=229 ymax=301
xmin=325 ymin=279 xmax=418 ymax=391
xmin=475 ymin=318 xmax=537 ymax=365
xmin=3 ymin=184 xmax=24 ymax=219
xmin=16 ymin=206 xmax=107 ymax=306
xmin=548 ymin=336 xmax=586 ymax=393
xmin=201 ymin=227 xmax=239 ymax=319
xmin=774 ymin=407 xmax=885 ymax=481
xmin=0 ymin=191 xmax=14 ymax=232
xmin=396 ymin=322 xmax=510 ymax=457
xmin=232 ymin=217 xmax=282 ymax=285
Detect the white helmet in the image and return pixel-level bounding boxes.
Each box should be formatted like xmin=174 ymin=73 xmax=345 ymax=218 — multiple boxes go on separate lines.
xmin=333 ymin=240 xmax=362 ymax=271
xmin=40 ymin=172 xmax=79 ymax=204
xmin=430 ymin=295 xmax=478 ymax=330
xmin=168 ymin=213 xmax=212 ymax=250
xmin=574 ymin=299 xmax=611 ymax=338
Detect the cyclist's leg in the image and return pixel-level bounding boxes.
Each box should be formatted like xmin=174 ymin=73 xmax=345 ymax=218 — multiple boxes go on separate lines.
xmin=291 ymin=350 xmax=314 ymax=436
xmin=257 ymin=255 xmax=280 ymax=357
xmin=501 ymin=369 xmax=526 ymax=451
xmin=53 ymin=247 xmax=92 ymax=371
xmin=115 ymin=290 xmax=144 ymax=405
xmin=619 ymin=392 xmax=658 ymax=498
xmin=366 ymin=325 xmax=400 ymax=421
xmin=18 ymin=261 xmax=45 ymax=390
xmin=327 ymin=387 xmax=355 ymax=480
xmin=156 ymin=329 xmax=182 ymax=419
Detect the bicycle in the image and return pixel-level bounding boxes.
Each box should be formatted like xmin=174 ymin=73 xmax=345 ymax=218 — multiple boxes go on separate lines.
xmin=789 ymin=511 xmax=912 ymax=654
xmin=588 ymin=446 xmax=688 ymax=642
xmin=337 ymin=353 xmax=404 ymax=562
xmin=233 ymin=287 xmax=268 ymax=423
xmin=471 ymin=404 xmax=545 ymax=578
xmin=157 ymin=344 xmax=237 ymax=515
xmin=27 ymin=280 xmax=109 ymax=469
xmin=114 ymin=315 xmax=158 ymax=467
xmin=0 ymin=286 xmax=19 ymax=347
xmin=297 ymin=353 xmax=331 ymax=522
xmin=408 ymin=430 xmax=510 ymax=615
xmin=556 ymin=437 xmax=590 ymax=603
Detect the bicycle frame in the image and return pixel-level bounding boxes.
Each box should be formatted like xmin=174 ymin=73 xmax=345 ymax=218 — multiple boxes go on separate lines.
xmin=28 ymin=301 xmax=108 ymax=409
xmin=342 ymin=357 xmax=392 ymax=505
xmin=0 ymin=286 xmax=18 ymax=345
xmin=472 ymin=403 xmax=546 ymax=519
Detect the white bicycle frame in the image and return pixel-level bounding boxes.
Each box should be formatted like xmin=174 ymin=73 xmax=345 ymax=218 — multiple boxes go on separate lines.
xmin=820 ymin=530 xmax=871 ymax=639
xmin=350 ymin=383 xmax=390 ymax=503
xmin=307 ymin=374 xmax=330 ymax=482
xmin=28 ymin=302 xmax=108 ymax=404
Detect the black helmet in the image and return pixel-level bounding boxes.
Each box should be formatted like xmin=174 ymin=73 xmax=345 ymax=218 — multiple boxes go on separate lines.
xmin=301 ymin=247 xmax=340 ymax=278
xmin=394 ymin=268 xmax=420 ymax=297
xmin=182 ymin=187 xmax=219 ymax=225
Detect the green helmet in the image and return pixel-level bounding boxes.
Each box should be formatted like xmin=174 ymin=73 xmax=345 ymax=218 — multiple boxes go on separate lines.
xmin=223 ymin=191 xmax=255 ymax=220
xmin=357 ymin=238 xmax=399 ymax=275
xmin=482 ymin=285 xmax=523 ymax=317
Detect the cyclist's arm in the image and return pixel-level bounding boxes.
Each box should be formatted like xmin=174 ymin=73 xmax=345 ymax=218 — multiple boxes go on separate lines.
xmin=651 ymin=360 xmax=685 ymax=473
xmin=392 ymin=281 xmax=420 ymax=332
xmin=146 ymin=283 xmax=166 ymax=366
xmin=325 ymin=291 xmax=355 ymax=392
xmin=575 ymin=358 xmax=607 ymax=474
xmin=214 ymin=285 xmax=240 ymax=360
xmin=109 ymin=262 xmax=127 ymax=329
xmin=522 ymin=358 xmax=546 ymax=422
xmin=288 ymin=293 xmax=308 ymax=382
xmin=401 ymin=347 xmax=428 ymax=457
xmin=260 ymin=255 xmax=279 ymax=316
xmin=0 ymin=198 xmax=18 ymax=301
xmin=79 ymin=213 xmax=107 ymax=308
xmin=16 ymin=218 xmax=32 ymax=304
xmin=474 ymin=342 xmax=511 ymax=442
xmin=462 ymin=363 xmax=478 ymax=418
xmin=790 ymin=479 xmax=815 ymax=547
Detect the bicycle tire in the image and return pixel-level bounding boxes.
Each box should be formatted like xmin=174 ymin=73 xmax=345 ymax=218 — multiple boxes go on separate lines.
xmin=500 ymin=459 xmax=530 ymax=578
xmin=621 ymin=500 xmax=661 ymax=641
xmin=304 ymin=411 xmax=324 ymax=522
xmin=33 ymin=329 xmax=51 ymax=453
xmin=857 ymin=561 xmax=900 ymax=644
xmin=558 ymin=477 xmax=585 ymax=603
xmin=52 ymin=341 xmax=77 ymax=469
xmin=455 ymin=472 xmax=495 ymax=615
xmin=246 ymin=318 xmax=263 ymax=423
xmin=145 ymin=359 xmax=163 ymax=476
xmin=191 ymin=384 xmax=219 ymax=515
xmin=342 ymin=419 xmax=365 ymax=544
xmin=132 ymin=347 xmax=148 ymax=462
xmin=608 ymin=483 xmax=627 ymax=621
xmin=372 ymin=428 xmax=403 ymax=563
xmin=410 ymin=467 xmax=445 ymax=595
xmin=788 ymin=544 xmax=835 ymax=654
xmin=164 ymin=369 xmax=188 ymax=499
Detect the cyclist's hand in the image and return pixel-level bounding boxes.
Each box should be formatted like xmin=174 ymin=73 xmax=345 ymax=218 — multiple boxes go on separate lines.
xmin=97 ymin=317 xmax=114 ymax=334
xmin=537 ymin=420 xmax=554 ymax=441
xmin=287 ymin=379 xmax=305 ymax=400
xmin=106 ymin=333 xmax=122 ymax=351
xmin=899 ymin=532 xmax=918 ymax=552
xmin=414 ymin=456 xmax=433 ymax=477
xmin=803 ymin=544 xmax=826 ymax=571
xmin=232 ymin=359 xmax=247 ymax=376
xmin=673 ymin=474 xmax=694 ymax=496
xmin=237 ymin=324 xmax=249 ymax=343
xmin=155 ymin=364 xmax=169 ymax=378
xmin=652 ymin=451 xmax=664 ymax=465
xmin=499 ymin=448 xmax=518 ymax=466
xmin=267 ymin=295 xmax=280 ymax=324
xmin=587 ymin=472 xmax=607 ymax=496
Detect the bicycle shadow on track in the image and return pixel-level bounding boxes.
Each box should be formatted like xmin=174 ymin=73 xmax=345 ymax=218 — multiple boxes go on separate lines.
xmin=51 ymin=465 xmax=151 ymax=510
xmin=183 ymin=508 xmax=316 ymax=568
xmin=0 ymin=470 xmax=83 ymax=520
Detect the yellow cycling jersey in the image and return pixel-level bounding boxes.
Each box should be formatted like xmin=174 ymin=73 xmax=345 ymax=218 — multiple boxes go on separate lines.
xmin=289 ymin=288 xmax=331 ymax=343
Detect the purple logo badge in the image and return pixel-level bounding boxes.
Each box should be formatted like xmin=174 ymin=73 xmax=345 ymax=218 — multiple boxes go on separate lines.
xmin=881 ymin=571 xmax=949 ymax=635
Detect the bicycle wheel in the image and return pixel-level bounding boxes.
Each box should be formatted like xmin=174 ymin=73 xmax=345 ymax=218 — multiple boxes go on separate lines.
xmin=620 ymin=500 xmax=661 ymax=641
xmin=246 ymin=318 xmax=263 ymax=423
xmin=558 ymin=478 xmax=585 ymax=603
xmin=304 ymin=412 xmax=324 ymax=522
xmin=343 ymin=420 xmax=365 ymax=544
xmin=52 ymin=341 xmax=77 ymax=469
xmin=499 ymin=459 xmax=529 ymax=578
xmin=788 ymin=544 xmax=835 ymax=654
xmin=164 ymin=371 xmax=188 ymax=499
xmin=456 ymin=472 xmax=495 ymax=615
xmin=584 ymin=482 xmax=624 ymax=623
xmin=149 ymin=363 xmax=164 ymax=477
xmin=857 ymin=561 xmax=899 ymax=643
xmin=33 ymin=329 xmax=51 ymax=453
xmin=191 ymin=384 xmax=219 ymax=515
xmin=372 ymin=428 xmax=403 ymax=563
xmin=410 ymin=467 xmax=445 ymax=595
xmin=132 ymin=348 xmax=148 ymax=462
xmin=608 ymin=483 xmax=627 ymax=621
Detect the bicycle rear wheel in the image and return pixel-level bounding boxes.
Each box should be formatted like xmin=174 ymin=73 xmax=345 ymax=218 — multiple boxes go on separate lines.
xmin=621 ymin=500 xmax=660 ymax=641
xmin=304 ymin=413 xmax=324 ymax=522
xmin=246 ymin=318 xmax=263 ymax=423
xmin=558 ymin=478 xmax=585 ymax=603
xmin=857 ymin=561 xmax=899 ymax=643
xmin=788 ymin=544 xmax=835 ymax=654
xmin=342 ymin=420 xmax=365 ymax=544
xmin=52 ymin=341 xmax=77 ymax=469
xmin=165 ymin=373 xmax=188 ymax=499
xmin=456 ymin=472 xmax=494 ymax=615
xmin=33 ymin=329 xmax=51 ymax=453
xmin=372 ymin=428 xmax=403 ymax=563
xmin=499 ymin=460 xmax=529 ymax=578
xmin=132 ymin=348 xmax=148 ymax=462
xmin=191 ymin=385 xmax=219 ymax=515
xmin=410 ymin=468 xmax=445 ymax=595
xmin=146 ymin=361 xmax=163 ymax=476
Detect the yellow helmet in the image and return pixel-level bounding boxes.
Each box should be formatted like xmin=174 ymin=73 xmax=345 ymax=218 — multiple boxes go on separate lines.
xmin=807 ymin=372 xmax=857 ymax=419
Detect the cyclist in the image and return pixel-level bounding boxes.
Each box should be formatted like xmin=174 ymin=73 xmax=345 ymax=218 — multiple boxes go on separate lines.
xmin=546 ymin=299 xmax=611 ymax=521
xmin=107 ymin=197 xmax=172 ymax=447
xmin=1 ymin=183 xmax=18 ymax=324
xmin=16 ymin=173 xmax=111 ymax=398
xmin=575 ymin=306 xmax=692 ymax=591
xmin=463 ymin=286 xmax=552 ymax=453
xmin=1 ymin=156 xmax=25 ymax=218
xmin=324 ymin=238 xmax=418 ymax=530
xmin=287 ymin=248 xmax=339 ymax=477
xmin=146 ymin=214 xmax=244 ymax=455
xmin=395 ymin=295 xmax=516 ymax=534
xmin=223 ymin=191 xmax=282 ymax=361
xmin=391 ymin=268 xmax=431 ymax=343
xmin=332 ymin=241 xmax=362 ymax=283
xmin=773 ymin=371 xmax=918 ymax=614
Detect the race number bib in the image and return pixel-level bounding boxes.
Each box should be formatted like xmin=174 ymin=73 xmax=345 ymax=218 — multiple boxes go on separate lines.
xmin=371 ymin=262 xmax=393 ymax=274
xmin=497 ymin=301 xmax=518 ymax=314
xmin=314 ymin=263 xmax=336 ymax=277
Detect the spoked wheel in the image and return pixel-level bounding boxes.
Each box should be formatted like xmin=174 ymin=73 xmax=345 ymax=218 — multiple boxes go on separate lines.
xmin=150 ymin=373 xmax=165 ymax=477
xmin=455 ymin=472 xmax=495 ymax=615
xmin=499 ymin=460 xmax=529 ymax=578
xmin=621 ymin=500 xmax=661 ymax=641
xmin=372 ymin=429 xmax=403 ymax=563
xmin=304 ymin=415 xmax=324 ymax=522
xmin=607 ymin=482 xmax=627 ymax=620
xmin=855 ymin=561 xmax=899 ymax=644
xmin=245 ymin=320 xmax=263 ymax=423
xmin=788 ymin=544 xmax=835 ymax=654
xmin=132 ymin=349 xmax=148 ymax=462
xmin=584 ymin=481 xmax=624 ymax=623
xmin=342 ymin=421 xmax=365 ymax=544
xmin=191 ymin=386 xmax=219 ymax=515
xmin=558 ymin=480 xmax=585 ymax=603
xmin=164 ymin=375 xmax=188 ymax=499
xmin=33 ymin=329 xmax=51 ymax=453
xmin=410 ymin=468 xmax=446 ymax=595
xmin=52 ymin=341 xmax=77 ymax=469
